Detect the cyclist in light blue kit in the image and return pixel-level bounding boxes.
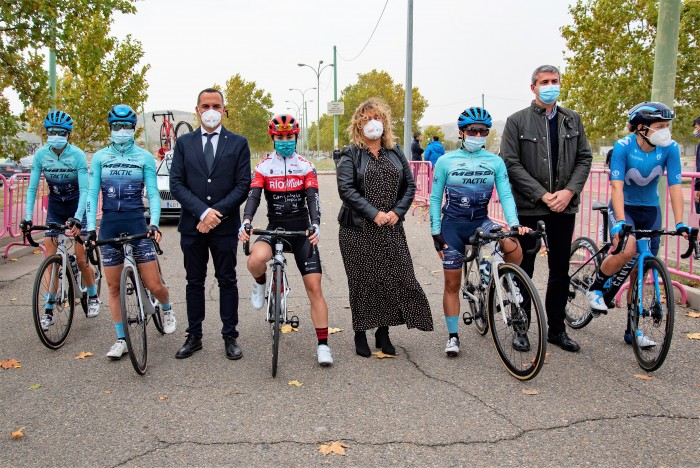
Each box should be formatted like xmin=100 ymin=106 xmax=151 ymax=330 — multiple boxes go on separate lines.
xmin=430 ymin=107 xmax=530 ymax=357
xmin=20 ymin=110 xmax=101 ymax=329
xmin=86 ymin=104 xmax=176 ymax=360
xmin=586 ymin=101 xmax=689 ymax=347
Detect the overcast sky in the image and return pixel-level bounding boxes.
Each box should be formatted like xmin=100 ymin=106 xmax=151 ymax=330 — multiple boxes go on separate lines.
xmin=10 ymin=0 xmax=575 ymax=126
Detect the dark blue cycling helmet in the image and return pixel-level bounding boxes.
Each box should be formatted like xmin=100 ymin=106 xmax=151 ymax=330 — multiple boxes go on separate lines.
xmin=457 ymin=107 xmax=492 ymax=130
xmin=43 ymin=110 xmax=73 ymax=131
xmin=107 ymin=104 xmax=138 ymax=124
xmin=628 ymin=101 xmax=674 ymax=129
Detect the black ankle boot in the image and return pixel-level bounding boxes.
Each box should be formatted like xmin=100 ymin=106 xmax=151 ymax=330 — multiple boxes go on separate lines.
xmin=354 ymin=331 xmax=371 ymax=357
xmin=374 ymin=326 xmax=396 ymax=355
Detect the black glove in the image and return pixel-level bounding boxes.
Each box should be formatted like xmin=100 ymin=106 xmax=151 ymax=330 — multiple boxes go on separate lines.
xmin=19 ymin=219 xmax=32 ymax=233
xmin=66 ymin=217 xmax=81 ymax=230
xmin=86 ymin=230 xmax=97 ymax=245
xmin=432 ymin=233 xmax=448 ymax=252
xmin=147 ymin=224 xmax=161 ymax=237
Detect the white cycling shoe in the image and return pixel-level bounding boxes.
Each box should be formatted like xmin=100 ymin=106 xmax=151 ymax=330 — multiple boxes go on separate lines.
xmin=87 ymin=297 xmax=101 ymax=318
xmin=251 ymin=281 xmax=265 ymax=310
xmin=162 ymin=309 xmax=177 ymax=334
xmin=444 ymin=336 xmax=460 ymax=357
xmin=106 ymin=339 xmax=128 ymax=360
xmin=317 ymin=344 xmax=333 ymax=366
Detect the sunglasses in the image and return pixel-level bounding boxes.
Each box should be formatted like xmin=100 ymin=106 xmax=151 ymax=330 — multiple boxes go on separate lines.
xmin=110 ymin=122 xmax=136 ymax=131
xmin=464 ymin=127 xmax=490 ymax=136
xmin=47 ymin=128 xmax=69 ymax=137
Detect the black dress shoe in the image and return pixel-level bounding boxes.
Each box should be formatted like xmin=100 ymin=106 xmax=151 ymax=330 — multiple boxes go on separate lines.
xmin=355 ymin=331 xmax=371 ymax=357
xmin=224 ymin=336 xmax=242 ymax=360
xmin=547 ymin=331 xmax=580 ymax=352
xmin=374 ymin=326 xmax=396 ymax=355
xmin=175 ymin=335 xmax=202 ymax=359
xmin=512 ymin=333 xmax=531 ymax=352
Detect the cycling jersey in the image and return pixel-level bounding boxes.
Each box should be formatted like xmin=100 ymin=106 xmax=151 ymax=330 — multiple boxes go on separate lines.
xmin=429 ymin=147 xmax=519 ymax=235
xmin=243 ymin=152 xmax=320 ymax=224
xmin=609 ymin=133 xmax=682 ymax=206
xmin=86 ymin=142 xmax=160 ymax=231
xmin=25 ymin=143 xmax=88 ymax=221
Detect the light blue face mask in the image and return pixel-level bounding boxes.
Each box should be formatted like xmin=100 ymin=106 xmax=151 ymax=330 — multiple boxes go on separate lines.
xmin=274 ymin=140 xmax=296 ymax=158
xmin=538 ymin=84 xmax=560 ymax=105
xmin=111 ymin=129 xmax=135 ymax=145
xmin=47 ymin=136 xmax=68 ymax=150
xmin=462 ymin=136 xmax=487 ymax=153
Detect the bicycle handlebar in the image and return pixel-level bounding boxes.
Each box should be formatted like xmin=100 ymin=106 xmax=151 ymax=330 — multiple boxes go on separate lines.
xmin=243 ymin=225 xmax=317 ymax=259
xmin=609 ymin=225 xmax=699 ymax=259
xmin=463 ymin=221 xmax=547 ymax=263
xmin=86 ymin=232 xmax=163 ymax=265
xmin=23 ymin=222 xmax=83 ymax=247
xmin=152 ymin=111 xmax=174 ymax=122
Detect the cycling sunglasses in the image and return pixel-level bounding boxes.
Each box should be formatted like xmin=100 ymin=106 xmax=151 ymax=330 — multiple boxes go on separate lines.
xmin=110 ymin=122 xmax=136 ymax=131
xmin=46 ymin=128 xmax=69 ymax=137
xmin=464 ymin=127 xmax=490 ymax=136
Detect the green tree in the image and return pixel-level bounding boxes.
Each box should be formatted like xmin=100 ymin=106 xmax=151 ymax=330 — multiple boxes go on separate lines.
xmin=306 ymin=114 xmax=335 ymax=152
xmin=486 ymin=128 xmax=500 ymax=153
xmin=0 ymin=93 xmax=26 ymax=159
xmin=560 ymin=0 xmax=700 ymax=143
xmin=221 ymin=74 xmax=274 ymax=153
xmin=422 ymin=125 xmax=445 ymax=143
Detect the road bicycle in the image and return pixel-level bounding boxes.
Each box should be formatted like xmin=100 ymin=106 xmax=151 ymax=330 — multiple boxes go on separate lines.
xmin=567 ymin=202 xmax=699 ymax=372
xmin=243 ymin=226 xmax=316 ymax=378
xmin=152 ymin=111 xmax=193 ymax=150
xmin=88 ymin=233 xmax=166 ymax=375
xmin=461 ymin=221 xmax=548 ymax=381
xmin=24 ymin=223 xmax=103 ymax=349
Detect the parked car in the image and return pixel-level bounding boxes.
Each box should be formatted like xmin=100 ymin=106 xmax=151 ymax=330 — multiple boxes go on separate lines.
xmin=143 ymin=156 xmax=180 ymax=223
xmin=0 ymin=159 xmax=23 ymax=186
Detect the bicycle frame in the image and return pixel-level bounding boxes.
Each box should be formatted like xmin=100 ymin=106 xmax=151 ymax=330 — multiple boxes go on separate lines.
xmin=42 ymin=234 xmax=84 ymax=307
xmin=266 ymin=239 xmax=290 ymax=324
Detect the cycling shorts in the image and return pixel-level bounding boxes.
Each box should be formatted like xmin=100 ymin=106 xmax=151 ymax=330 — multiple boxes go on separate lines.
xmin=45 ymin=199 xmax=86 ymax=238
xmin=98 ymin=212 xmax=156 ymax=267
xmin=608 ymin=203 xmax=661 ymax=255
xmin=440 ymin=217 xmax=504 ymax=270
xmin=254 ymin=220 xmax=322 ymax=276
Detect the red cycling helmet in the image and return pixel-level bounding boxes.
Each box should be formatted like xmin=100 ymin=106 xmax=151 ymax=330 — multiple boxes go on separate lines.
xmin=268 ymin=114 xmax=300 ymax=136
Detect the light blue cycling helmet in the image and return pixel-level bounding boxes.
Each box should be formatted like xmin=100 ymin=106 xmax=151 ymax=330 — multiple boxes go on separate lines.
xmin=107 ymin=104 xmax=138 ymax=124
xmin=457 ymin=107 xmax=492 ymax=130
xmin=43 ymin=110 xmax=73 ymax=131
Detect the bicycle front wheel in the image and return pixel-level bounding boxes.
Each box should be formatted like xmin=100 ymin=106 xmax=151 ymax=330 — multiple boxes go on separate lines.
xmin=487 ymin=263 xmax=546 ymax=381
xmin=120 ymin=265 xmax=148 ymax=375
xmin=462 ymin=257 xmax=488 ymax=335
xmin=32 ymin=255 xmax=74 ymax=349
xmin=629 ymin=256 xmax=674 ymax=372
xmin=80 ymin=248 xmax=103 ymax=315
xmin=159 ymin=123 xmax=171 ymax=150
xmin=566 ymin=237 xmax=600 ymax=330
xmin=270 ymin=265 xmax=282 ymax=378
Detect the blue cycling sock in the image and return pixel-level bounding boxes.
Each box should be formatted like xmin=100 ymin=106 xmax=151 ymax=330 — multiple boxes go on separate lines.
xmin=87 ymin=285 xmax=98 ymax=297
xmin=45 ymin=293 xmax=57 ymax=309
xmin=115 ymin=322 xmax=125 ymax=340
xmin=445 ymin=316 xmax=459 ymax=334
xmin=162 ymin=302 xmax=171 ymax=311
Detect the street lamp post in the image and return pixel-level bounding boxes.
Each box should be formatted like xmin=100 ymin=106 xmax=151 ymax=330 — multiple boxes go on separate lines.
xmin=290 ymin=87 xmax=316 ymax=155
xmin=298 ymin=61 xmax=333 ymax=155
xmin=304 ymin=100 xmax=313 ymax=154
xmin=285 ymin=100 xmax=303 ymax=150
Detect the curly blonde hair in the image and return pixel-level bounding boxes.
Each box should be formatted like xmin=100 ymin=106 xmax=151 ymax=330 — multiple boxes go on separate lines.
xmin=346 ymin=97 xmax=397 ymax=149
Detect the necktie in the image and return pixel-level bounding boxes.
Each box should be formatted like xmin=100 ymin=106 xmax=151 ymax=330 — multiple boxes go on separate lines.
xmin=204 ymin=133 xmax=216 ymax=171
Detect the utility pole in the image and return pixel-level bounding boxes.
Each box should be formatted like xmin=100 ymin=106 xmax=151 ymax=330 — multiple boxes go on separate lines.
xmin=482 ymin=93 xmax=485 ymax=109
xmin=333 ymin=45 xmax=339 ymax=150
xmin=49 ymin=22 xmax=57 ymax=111
xmin=403 ymin=0 xmax=414 ymax=153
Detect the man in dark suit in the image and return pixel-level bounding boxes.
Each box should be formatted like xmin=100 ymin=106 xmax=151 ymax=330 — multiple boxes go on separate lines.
xmin=170 ymin=88 xmax=251 ymax=360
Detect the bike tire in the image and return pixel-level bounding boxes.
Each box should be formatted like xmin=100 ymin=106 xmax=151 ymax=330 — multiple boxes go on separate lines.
xmin=32 ymin=255 xmax=74 ymax=349
xmin=120 ymin=265 xmax=148 ymax=375
xmin=271 ymin=264 xmax=282 ymax=378
xmin=487 ymin=263 xmax=546 ymax=381
xmin=151 ymin=259 xmax=165 ymax=335
xmin=629 ymin=256 xmax=674 ymax=372
xmin=159 ymin=122 xmax=170 ymax=150
xmin=566 ymin=237 xmax=600 ymax=330
xmin=175 ymin=121 xmax=193 ymax=138
xmin=463 ymin=256 xmax=488 ymax=335
xmin=79 ymin=248 xmax=103 ymax=315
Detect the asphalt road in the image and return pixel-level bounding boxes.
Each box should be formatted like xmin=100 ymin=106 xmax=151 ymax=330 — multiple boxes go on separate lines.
xmin=1 ymin=174 xmax=699 ymax=466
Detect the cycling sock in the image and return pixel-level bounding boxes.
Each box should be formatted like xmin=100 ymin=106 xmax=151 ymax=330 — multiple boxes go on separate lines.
xmin=445 ymin=316 xmax=459 ymax=334
xmin=590 ymin=271 xmax=610 ymax=291
xmin=449 ymin=332 xmax=459 ymax=339
xmin=87 ymin=285 xmax=98 ymax=297
xmin=45 ymin=293 xmax=56 ymax=310
xmin=115 ymin=322 xmax=125 ymax=340
xmin=162 ymin=302 xmax=172 ymax=312
xmin=315 ymin=327 xmax=328 ymax=346
xmin=254 ymin=274 xmax=266 ymax=285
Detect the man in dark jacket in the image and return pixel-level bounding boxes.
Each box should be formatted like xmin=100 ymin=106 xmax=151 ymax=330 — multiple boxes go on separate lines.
xmin=424 ymin=136 xmax=446 ymax=166
xmin=411 ymin=132 xmax=424 ymax=161
xmin=500 ymin=64 xmax=592 ymax=353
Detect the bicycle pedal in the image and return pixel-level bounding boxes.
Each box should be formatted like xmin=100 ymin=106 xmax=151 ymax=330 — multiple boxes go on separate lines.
xmin=462 ymin=312 xmax=473 ymax=325
xmin=289 ymin=315 xmax=300 ymax=328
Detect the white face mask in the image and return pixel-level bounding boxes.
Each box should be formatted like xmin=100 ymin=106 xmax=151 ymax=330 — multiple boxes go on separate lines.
xmin=200 ymin=109 xmax=222 ymax=128
xmin=648 ymin=127 xmax=672 ymax=147
xmin=693 ymin=128 xmax=700 ymax=138
xmin=111 ymin=129 xmax=135 ymax=145
xmin=462 ymin=135 xmax=486 ymax=152
xmin=363 ymin=119 xmax=384 ymax=140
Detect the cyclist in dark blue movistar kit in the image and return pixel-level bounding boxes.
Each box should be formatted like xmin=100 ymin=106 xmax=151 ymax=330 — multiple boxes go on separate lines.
xmin=86 ymin=104 xmax=177 ymax=360
xmin=586 ymin=102 xmax=689 ymax=347
xmin=20 ymin=110 xmax=102 ymax=328
xmin=430 ymin=107 xmax=531 ymax=357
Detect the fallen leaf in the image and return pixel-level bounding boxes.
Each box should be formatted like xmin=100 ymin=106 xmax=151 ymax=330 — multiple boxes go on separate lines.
xmin=104 ymin=390 xmax=111 ymax=394
xmin=372 ymin=351 xmax=395 ymax=359
xmin=33 ymin=250 xmax=42 ymax=255
xmin=74 ymin=352 xmax=93 ymax=360
xmin=633 ymin=374 xmax=653 ymax=381
xmin=11 ymin=427 xmax=25 ymax=439
xmin=10 ymin=298 xmax=16 ymax=301
xmin=424 ymin=282 xmax=432 ymax=285
xmin=686 ymin=312 xmax=700 ymax=318
xmin=159 ymin=395 xmax=168 ymax=400
xmin=687 ymin=333 xmax=700 ymax=340
xmin=280 ymin=324 xmax=299 ymax=334
xmin=522 ymin=389 xmax=539 ymax=395
xmin=288 ymin=380 xmax=303 ymax=387
xmin=28 ymin=384 xmax=41 ymax=390
xmin=8 ymin=258 xmax=17 ymax=262
xmin=343 ymin=305 xmax=351 ymax=309
xmin=431 ymin=270 xmax=441 ymax=274
xmin=1 ymin=358 xmax=21 ymax=369
xmin=328 ymin=327 xmax=343 ymax=334
xmin=318 ymin=441 xmax=350 ymax=456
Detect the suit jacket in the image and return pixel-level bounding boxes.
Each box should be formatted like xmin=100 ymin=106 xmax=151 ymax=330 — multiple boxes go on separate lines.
xmin=170 ymin=126 xmax=251 ymax=236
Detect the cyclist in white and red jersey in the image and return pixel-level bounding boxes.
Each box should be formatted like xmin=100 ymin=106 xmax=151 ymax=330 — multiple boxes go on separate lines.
xmin=238 ymin=114 xmax=332 ymax=366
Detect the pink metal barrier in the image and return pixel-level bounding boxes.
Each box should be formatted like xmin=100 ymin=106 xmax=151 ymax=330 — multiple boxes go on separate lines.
xmin=409 ymin=161 xmax=433 ymax=220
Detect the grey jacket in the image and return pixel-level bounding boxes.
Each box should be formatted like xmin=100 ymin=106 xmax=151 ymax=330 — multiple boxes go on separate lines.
xmin=500 ymin=101 xmax=592 ymax=216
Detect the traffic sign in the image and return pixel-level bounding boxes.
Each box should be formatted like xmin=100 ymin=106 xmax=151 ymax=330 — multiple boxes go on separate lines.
xmin=327 ymin=101 xmax=344 ymax=115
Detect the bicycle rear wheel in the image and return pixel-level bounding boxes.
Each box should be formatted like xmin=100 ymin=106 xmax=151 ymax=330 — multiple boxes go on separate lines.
xmin=120 ymin=265 xmax=148 ymax=375
xmin=175 ymin=121 xmax=193 ymax=138
xmin=487 ymin=263 xmax=546 ymax=381
xmin=32 ymin=255 xmax=74 ymax=349
xmin=270 ymin=264 xmax=282 ymax=378
xmin=566 ymin=237 xmax=600 ymax=329
xmin=629 ymin=257 xmax=674 ymax=372
xmin=462 ymin=256 xmax=488 ymax=335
